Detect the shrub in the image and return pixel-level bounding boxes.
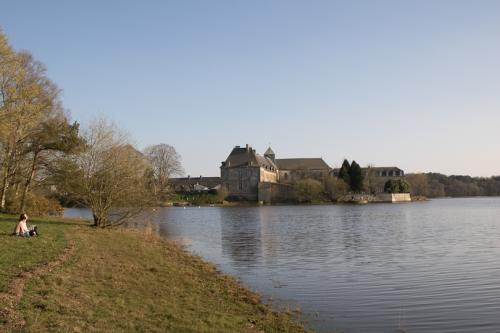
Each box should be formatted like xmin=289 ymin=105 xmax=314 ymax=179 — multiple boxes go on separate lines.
xmin=293 ymin=179 xmax=324 ymax=203
xmin=384 ymin=179 xmax=411 ymax=194
xmin=6 ymin=192 xmax=63 ymax=216
xmin=324 ymin=177 xmax=349 ymax=201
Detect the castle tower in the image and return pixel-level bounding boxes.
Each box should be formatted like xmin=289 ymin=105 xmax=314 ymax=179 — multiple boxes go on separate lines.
xmin=264 ymin=147 xmax=275 ymax=162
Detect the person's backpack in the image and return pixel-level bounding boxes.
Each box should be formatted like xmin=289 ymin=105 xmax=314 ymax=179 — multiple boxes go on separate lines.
xmin=29 ymin=225 xmax=38 ymax=236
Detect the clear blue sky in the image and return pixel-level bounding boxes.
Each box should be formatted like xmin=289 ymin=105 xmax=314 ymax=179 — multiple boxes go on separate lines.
xmin=2 ymin=1 xmax=500 ymax=177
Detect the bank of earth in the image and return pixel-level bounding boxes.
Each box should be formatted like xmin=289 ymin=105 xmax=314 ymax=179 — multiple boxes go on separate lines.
xmin=0 ymin=214 xmax=313 ymax=333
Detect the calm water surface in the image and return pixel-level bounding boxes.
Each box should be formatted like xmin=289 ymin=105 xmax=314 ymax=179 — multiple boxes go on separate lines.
xmin=65 ymin=198 xmax=500 ymax=332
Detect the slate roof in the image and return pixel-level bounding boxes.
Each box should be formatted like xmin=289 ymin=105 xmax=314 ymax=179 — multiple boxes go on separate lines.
xmin=275 ymin=158 xmax=331 ymax=171
xmin=264 ymin=147 xmax=275 ymax=156
xmin=224 ymin=146 xmax=277 ymax=169
xmin=256 ymin=154 xmax=278 ymax=169
xmin=331 ymin=167 xmax=404 ymax=176
xmin=365 ymin=167 xmax=403 ymax=172
xmin=169 ymin=177 xmax=221 ymax=192
xmin=170 ymin=177 xmax=221 ymax=183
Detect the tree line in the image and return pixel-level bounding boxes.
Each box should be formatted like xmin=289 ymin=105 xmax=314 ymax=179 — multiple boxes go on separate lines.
xmin=406 ymin=173 xmax=500 ymax=198
xmin=0 ymin=29 xmax=183 ymax=227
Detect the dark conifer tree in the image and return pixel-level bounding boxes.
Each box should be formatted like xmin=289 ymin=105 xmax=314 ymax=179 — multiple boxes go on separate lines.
xmin=349 ymin=160 xmax=364 ymax=192
xmin=337 ymin=159 xmax=351 ymax=189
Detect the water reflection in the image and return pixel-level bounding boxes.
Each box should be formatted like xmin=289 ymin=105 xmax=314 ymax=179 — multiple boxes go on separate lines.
xmin=220 ymin=208 xmax=263 ymax=267
xmin=65 ymin=198 xmax=500 ymax=333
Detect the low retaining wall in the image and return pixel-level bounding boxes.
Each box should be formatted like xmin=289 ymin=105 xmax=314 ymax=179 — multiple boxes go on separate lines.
xmin=374 ymin=193 xmax=411 ymax=203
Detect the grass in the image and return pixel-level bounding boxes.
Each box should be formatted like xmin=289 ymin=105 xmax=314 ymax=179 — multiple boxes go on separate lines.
xmin=0 ymin=214 xmax=313 ymax=333
xmin=0 ymin=215 xmax=78 ymax=293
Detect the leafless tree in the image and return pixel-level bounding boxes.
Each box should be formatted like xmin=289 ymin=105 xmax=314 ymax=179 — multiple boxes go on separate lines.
xmin=55 ymin=119 xmax=152 ymax=227
xmin=143 ymin=143 xmax=184 ymax=200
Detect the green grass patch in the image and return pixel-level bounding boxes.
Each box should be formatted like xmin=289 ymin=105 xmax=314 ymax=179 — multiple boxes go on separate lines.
xmin=0 ymin=216 xmax=314 ymax=333
xmin=0 ymin=214 xmax=81 ymax=292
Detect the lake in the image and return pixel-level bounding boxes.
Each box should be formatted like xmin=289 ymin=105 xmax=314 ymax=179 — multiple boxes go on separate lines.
xmin=65 ymin=198 xmax=500 ymax=332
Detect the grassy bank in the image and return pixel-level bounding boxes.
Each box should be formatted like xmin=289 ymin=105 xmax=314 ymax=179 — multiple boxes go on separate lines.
xmin=0 ymin=214 xmax=312 ymax=333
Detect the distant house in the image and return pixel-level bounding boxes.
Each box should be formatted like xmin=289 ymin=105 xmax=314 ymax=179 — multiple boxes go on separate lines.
xmin=368 ymin=167 xmax=404 ymax=178
xmin=332 ymin=166 xmax=405 ymax=179
xmin=332 ymin=166 xmax=405 ymax=194
xmin=169 ymin=176 xmax=221 ymax=193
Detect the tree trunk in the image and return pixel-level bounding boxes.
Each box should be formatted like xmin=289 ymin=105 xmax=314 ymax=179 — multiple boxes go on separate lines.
xmin=19 ymin=151 xmax=39 ymax=213
xmin=92 ymin=212 xmax=106 ymax=227
xmin=0 ymin=156 xmax=12 ymax=211
xmin=92 ymin=213 xmax=99 ymax=227
xmin=0 ymin=169 xmax=8 ymax=211
xmin=0 ymin=145 xmax=19 ymax=211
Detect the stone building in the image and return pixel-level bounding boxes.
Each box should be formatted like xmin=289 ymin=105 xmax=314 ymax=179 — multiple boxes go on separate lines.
xmin=170 ymin=144 xmax=405 ymax=202
xmin=332 ymin=166 xmax=405 ymax=179
xmin=276 ymin=158 xmax=332 ymax=184
xmin=368 ymin=167 xmax=404 ymax=178
xmin=332 ymin=166 xmax=405 ymax=194
xmin=220 ymin=144 xmax=331 ymax=201
xmin=220 ymin=145 xmax=278 ymax=201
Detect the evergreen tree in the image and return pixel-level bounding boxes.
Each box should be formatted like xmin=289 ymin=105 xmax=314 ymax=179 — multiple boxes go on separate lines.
xmin=349 ymin=160 xmax=364 ymax=192
xmin=384 ymin=179 xmax=399 ymax=193
xmin=384 ymin=179 xmax=411 ymax=194
xmin=397 ymin=179 xmax=410 ymax=193
xmin=337 ymin=159 xmax=351 ymax=188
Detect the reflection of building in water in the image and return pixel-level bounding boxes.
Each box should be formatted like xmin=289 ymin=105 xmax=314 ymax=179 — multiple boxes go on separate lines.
xmin=340 ymin=209 xmax=366 ymax=260
xmin=220 ymin=208 xmax=263 ymax=266
xmin=257 ymin=207 xmax=280 ymax=262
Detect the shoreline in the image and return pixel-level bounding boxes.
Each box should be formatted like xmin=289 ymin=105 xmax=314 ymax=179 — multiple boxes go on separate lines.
xmin=0 ymin=214 xmax=314 ymax=333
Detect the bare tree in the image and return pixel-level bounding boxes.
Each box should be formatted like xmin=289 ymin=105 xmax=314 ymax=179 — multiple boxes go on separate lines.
xmin=324 ymin=176 xmax=349 ymax=201
xmin=143 ymin=143 xmax=183 ymax=200
xmin=54 ymin=119 xmax=152 ymax=227
xmin=364 ymin=165 xmax=379 ymax=194
xmin=406 ymin=173 xmax=429 ymax=197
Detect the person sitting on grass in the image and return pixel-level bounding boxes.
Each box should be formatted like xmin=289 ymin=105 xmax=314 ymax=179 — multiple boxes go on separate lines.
xmin=15 ymin=213 xmax=31 ymax=237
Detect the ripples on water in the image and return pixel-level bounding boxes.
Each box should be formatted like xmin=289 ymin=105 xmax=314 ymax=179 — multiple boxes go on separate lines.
xmin=65 ymin=198 xmax=500 ymax=332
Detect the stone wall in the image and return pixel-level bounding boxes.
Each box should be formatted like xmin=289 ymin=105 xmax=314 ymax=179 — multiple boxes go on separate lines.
xmin=260 ymin=168 xmax=278 ymax=183
xmin=279 ymin=169 xmax=329 ymax=184
xmin=221 ymin=166 xmax=261 ymax=201
xmin=374 ymin=193 xmax=411 ymax=203
xmin=258 ymin=182 xmax=296 ymax=204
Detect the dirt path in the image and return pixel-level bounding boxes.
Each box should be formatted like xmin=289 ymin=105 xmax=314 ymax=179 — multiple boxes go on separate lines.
xmin=0 ymin=240 xmax=75 ymax=331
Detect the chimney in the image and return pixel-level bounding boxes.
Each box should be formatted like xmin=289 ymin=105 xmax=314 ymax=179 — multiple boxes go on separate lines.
xmin=246 ymin=144 xmax=249 ymax=151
